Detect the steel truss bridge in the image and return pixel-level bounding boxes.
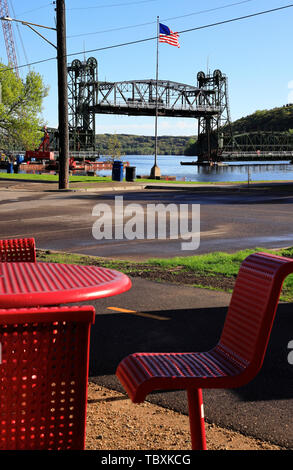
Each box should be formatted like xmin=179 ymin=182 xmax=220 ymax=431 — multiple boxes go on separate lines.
xmin=93 ymin=79 xmax=219 ymax=118
xmin=223 ymin=131 xmax=293 ymax=153
xmin=67 ymin=58 xmax=230 ymax=161
xmin=65 ymin=57 xmax=293 ymax=162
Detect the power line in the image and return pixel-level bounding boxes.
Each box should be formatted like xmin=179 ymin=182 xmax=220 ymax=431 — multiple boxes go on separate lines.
xmin=67 ymin=3 xmax=293 ymax=58
xmin=1 ymin=56 xmax=56 ymax=72
xmin=68 ymin=0 xmax=157 ymax=10
xmin=67 ymin=0 xmax=256 ymax=39
xmin=16 ymin=3 xmax=53 ymax=17
xmin=2 ymin=2 xmax=293 ymax=74
xmin=165 ymin=0 xmax=256 ymax=22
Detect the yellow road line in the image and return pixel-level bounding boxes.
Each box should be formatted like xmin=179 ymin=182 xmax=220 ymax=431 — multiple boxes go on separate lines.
xmin=107 ymin=307 xmax=170 ymax=321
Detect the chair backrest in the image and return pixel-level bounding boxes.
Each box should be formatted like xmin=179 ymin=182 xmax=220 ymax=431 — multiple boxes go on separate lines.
xmin=219 ymin=252 xmax=293 ymax=373
xmin=0 ymin=305 xmax=95 ymax=450
xmin=0 ymin=238 xmax=36 ymax=262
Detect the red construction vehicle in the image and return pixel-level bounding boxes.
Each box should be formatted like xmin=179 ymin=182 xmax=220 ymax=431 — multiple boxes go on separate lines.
xmin=25 ymin=127 xmax=55 ymax=161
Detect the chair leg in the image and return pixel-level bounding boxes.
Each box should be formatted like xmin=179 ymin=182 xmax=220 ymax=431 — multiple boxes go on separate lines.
xmin=187 ymin=388 xmax=207 ymax=450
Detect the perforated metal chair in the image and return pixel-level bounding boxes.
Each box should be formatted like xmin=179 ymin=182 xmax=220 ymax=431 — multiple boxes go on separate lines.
xmin=116 ymin=252 xmax=293 ymax=450
xmin=0 ymin=238 xmax=36 ymax=263
xmin=0 ymin=305 xmax=95 ymax=450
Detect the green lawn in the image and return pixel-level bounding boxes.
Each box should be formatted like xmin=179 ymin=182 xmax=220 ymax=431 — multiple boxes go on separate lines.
xmin=0 ymin=172 xmax=112 ymax=183
xmin=148 ymin=247 xmax=293 ymax=301
xmin=36 ymin=246 xmax=293 ymax=302
xmin=0 ymin=172 xmax=287 ymax=185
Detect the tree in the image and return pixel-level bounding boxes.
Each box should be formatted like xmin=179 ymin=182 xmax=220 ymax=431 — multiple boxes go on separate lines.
xmin=106 ymin=133 xmax=122 ymax=161
xmin=184 ymin=137 xmax=198 ymax=156
xmin=0 ymin=63 xmax=48 ymax=150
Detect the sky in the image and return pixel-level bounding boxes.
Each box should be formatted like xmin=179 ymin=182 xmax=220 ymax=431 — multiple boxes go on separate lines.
xmin=1 ymin=0 xmax=293 ymax=136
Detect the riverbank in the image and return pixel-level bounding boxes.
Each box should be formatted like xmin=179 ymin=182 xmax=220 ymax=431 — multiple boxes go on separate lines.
xmin=2 ymin=171 xmax=293 ymax=189
xmin=3 ymin=153 xmax=293 ymax=184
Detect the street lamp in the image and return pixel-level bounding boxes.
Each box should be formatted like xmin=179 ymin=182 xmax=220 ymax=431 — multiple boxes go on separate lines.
xmin=0 ymin=0 xmax=70 ymax=190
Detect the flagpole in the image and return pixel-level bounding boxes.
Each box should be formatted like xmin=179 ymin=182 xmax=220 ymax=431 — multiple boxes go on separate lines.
xmin=150 ymin=15 xmax=161 ymax=179
xmin=155 ymin=16 xmax=159 ymax=166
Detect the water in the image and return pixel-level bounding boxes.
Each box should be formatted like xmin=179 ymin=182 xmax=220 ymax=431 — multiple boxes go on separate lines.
xmin=97 ymin=155 xmax=293 ymax=183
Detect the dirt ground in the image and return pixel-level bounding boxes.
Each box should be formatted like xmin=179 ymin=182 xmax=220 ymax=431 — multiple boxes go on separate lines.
xmin=85 ymin=382 xmax=284 ymax=451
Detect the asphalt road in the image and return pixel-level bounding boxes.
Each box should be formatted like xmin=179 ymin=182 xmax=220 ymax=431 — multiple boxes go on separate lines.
xmin=0 ymin=183 xmax=293 ymax=259
xmin=0 ymin=181 xmax=293 ymax=448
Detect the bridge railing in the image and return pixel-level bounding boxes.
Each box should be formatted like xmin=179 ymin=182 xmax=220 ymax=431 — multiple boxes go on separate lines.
xmin=97 ymin=100 xmax=220 ymax=113
xmin=222 ymin=151 xmax=293 ymax=157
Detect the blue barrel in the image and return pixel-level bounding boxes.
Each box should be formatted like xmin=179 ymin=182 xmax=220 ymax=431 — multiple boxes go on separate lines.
xmin=112 ymin=160 xmax=124 ymax=182
xmin=16 ymin=154 xmax=25 ymax=164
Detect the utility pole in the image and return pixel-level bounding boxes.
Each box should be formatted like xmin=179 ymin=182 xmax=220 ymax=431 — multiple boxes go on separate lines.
xmin=56 ymin=0 xmax=69 ymax=190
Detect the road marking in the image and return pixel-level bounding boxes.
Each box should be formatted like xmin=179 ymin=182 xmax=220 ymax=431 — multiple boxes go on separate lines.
xmin=107 ymin=307 xmax=170 ymax=321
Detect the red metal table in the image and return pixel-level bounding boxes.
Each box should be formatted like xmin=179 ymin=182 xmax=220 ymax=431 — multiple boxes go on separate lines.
xmin=0 ymin=261 xmax=132 ymax=308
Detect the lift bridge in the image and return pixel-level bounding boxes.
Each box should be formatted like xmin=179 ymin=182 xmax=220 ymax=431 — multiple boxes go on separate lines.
xmin=67 ymin=57 xmax=230 ymax=161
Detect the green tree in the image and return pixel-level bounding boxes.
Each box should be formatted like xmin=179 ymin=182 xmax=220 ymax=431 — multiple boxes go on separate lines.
xmin=0 ymin=63 xmax=48 ymax=150
xmin=106 ymin=133 xmax=122 ymax=161
xmin=184 ymin=137 xmax=198 ymax=155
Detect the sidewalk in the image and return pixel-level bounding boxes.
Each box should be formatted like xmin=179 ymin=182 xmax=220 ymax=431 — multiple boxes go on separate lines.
xmin=2 ymin=176 xmax=293 ymax=194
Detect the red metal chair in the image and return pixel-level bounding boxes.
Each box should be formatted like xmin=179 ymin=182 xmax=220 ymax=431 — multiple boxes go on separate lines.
xmin=0 ymin=238 xmax=36 ymax=262
xmin=0 ymin=305 xmax=95 ymax=450
xmin=116 ymin=252 xmax=293 ymax=450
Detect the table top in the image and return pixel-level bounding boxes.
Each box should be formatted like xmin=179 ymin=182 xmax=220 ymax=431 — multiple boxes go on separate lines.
xmin=0 ymin=262 xmax=132 ymax=308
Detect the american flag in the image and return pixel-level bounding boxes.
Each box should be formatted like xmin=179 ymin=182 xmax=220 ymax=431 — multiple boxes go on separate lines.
xmin=159 ymin=23 xmax=180 ymax=48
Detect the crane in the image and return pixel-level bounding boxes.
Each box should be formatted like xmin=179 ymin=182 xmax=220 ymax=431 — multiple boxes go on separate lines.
xmin=0 ymin=0 xmax=19 ymax=77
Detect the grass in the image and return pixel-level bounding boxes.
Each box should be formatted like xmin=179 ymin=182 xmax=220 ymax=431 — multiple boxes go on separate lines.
xmin=0 ymin=172 xmax=220 ymax=184
xmin=0 ymin=172 xmax=112 ymax=183
xmin=147 ymin=247 xmax=293 ymax=301
xmin=36 ymin=246 xmax=293 ymax=302
xmin=1 ymin=172 xmax=290 ymax=186
xmin=147 ymin=248 xmax=256 ymax=276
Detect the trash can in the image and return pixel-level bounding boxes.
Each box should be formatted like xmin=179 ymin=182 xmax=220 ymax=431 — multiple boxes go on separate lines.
xmin=125 ymin=166 xmax=136 ymax=182
xmin=7 ymin=162 xmax=13 ymax=174
xmin=112 ymin=160 xmax=124 ymax=182
xmin=16 ymin=154 xmax=24 ymax=164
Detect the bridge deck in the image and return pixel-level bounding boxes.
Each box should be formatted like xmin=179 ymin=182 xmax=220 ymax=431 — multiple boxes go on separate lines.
xmin=91 ymin=103 xmax=220 ymax=118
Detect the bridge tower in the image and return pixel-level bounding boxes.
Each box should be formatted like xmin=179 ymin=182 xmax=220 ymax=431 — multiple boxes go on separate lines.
xmin=67 ymin=57 xmax=97 ymax=152
xmin=196 ymin=69 xmax=232 ymax=162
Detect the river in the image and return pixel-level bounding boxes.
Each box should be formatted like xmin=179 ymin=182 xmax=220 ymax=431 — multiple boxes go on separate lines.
xmin=97 ymin=154 xmax=293 ymax=183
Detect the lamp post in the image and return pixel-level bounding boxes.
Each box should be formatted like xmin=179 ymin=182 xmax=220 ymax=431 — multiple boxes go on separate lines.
xmin=0 ymin=0 xmax=70 ymax=190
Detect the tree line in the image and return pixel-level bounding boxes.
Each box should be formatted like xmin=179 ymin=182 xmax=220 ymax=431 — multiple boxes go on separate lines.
xmin=228 ymin=104 xmax=293 ymax=134
xmin=95 ymin=133 xmax=191 ymax=156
